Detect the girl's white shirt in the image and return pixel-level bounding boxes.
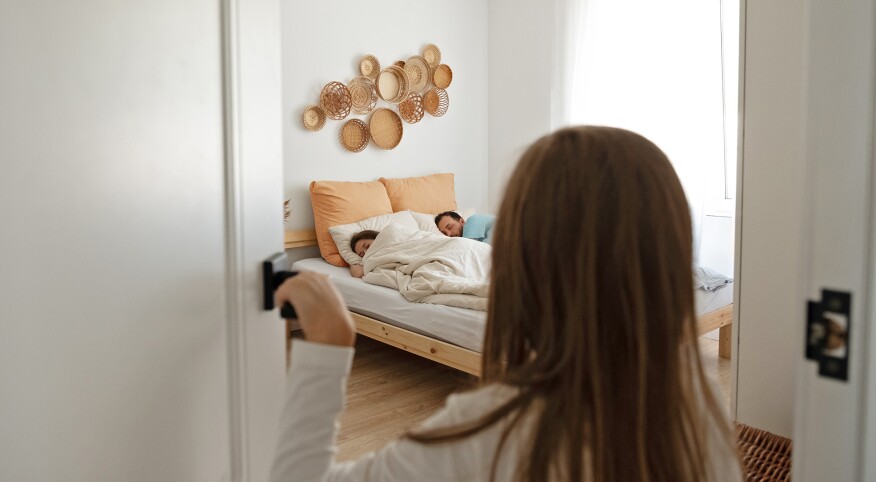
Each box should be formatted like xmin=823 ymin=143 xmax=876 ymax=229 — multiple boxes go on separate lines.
xmin=269 ymin=339 xmax=742 ymax=482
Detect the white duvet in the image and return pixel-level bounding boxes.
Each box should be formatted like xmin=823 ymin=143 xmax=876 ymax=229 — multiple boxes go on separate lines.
xmin=362 ymin=223 xmax=491 ymax=311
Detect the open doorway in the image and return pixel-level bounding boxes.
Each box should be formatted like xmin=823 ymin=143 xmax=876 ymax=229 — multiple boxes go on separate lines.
xmin=277 ymin=0 xmax=746 ymax=461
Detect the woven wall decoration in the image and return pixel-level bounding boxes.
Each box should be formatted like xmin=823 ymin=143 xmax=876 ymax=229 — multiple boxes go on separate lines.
xmin=348 ymin=77 xmax=378 ymax=115
xmin=369 ymin=108 xmax=403 ymax=150
xmin=423 ymin=87 xmax=449 ymax=117
xmin=433 ymin=64 xmax=453 ymax=89
xmin=320 ymin=81 xmax=352 ymax=120
xmin=399 ymin=93 xmax=425 ymax=124
xmin=422 ymin=44 xmax=441 ymax=68
xmin=339 ymin=118 xmax=370 ymax=152
xmin=301 ymin=43 xmax=452 ymax=151
xmin=376 ymin=65 xmax=410 ymax=104
xmin=404 ymin=56 xmax=432 ymax=93
xmin=359 ymin=55 xmax=380 ymax=80
xmin=302 ymin=105 xmax=326 ymax=131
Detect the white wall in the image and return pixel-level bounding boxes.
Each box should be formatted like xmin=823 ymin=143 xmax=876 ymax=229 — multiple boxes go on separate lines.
xmin=281 ymin=0 xmax=489 ymax=230
xmin=734 ymin=0 xmax=808 ymax=437
xmin=487 ymin=0 xmax=555 ymax=212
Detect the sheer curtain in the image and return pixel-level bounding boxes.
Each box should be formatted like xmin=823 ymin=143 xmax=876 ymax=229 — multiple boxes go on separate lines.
xmin=557 ymin=0 xmax=736 ymax=245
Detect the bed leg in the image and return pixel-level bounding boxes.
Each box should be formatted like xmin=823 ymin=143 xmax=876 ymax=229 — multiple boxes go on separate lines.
xmin=719 ymin=324 xmax=732 ymax=359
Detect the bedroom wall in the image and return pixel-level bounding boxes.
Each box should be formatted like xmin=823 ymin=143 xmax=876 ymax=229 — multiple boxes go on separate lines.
xmin=280 ymin=0 xmax=489 ymax=233
xmin=486 ymin=0 xmax=555 ymax=214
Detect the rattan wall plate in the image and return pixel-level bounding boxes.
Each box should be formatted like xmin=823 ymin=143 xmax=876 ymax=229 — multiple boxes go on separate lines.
xmin=339 ymin=119 xmax=370 ymax=152
xmin=302 ymin=104 xmax=326 ymax=131
xmin=394 ymin=60 xmax=406 ymax=68
xmin=423 ymin=87 xmax=449 ymax=117
xmin=422 ymin=44 xmax=441 ymax=68
xmin=433 ymin=64 xmax=453 ymax=89
xmin=369 ymin=108 xmax=403 ymax=149
xmin=399 ymin=93 xmax=425 ymax=124
xmin=376 ymin=65 xmax=410 ymax=104
xmin=404 ymin=55 xmax=432 ymax=93
xmin=348 ymin=76 xmax=378 ymax=115
xmin=320 ymin=81 xmax=352 ymax=120
xmin=359 ymin=55 xmax=380 ymax=80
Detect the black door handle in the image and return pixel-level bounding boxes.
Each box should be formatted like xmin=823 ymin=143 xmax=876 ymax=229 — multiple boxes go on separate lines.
xmin=273 ymin=271 xmax=298 ymax=320
xmin=263 ymin=252 xmax=298 ymax=320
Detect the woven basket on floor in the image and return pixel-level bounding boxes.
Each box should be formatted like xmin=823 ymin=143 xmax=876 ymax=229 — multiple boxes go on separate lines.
xmin=735 ymin=423 xmax=792 ymax=481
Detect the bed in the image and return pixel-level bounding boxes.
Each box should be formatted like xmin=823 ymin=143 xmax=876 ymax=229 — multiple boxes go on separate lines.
xmin=285 ymin=230 xmax=733 ymax=377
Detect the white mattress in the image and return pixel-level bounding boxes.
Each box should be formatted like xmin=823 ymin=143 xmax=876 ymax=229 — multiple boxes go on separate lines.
xmin=695 ymin=284 xmax=734 ymax=316
xmin=291 ymin=258 xmax=486 ymax=352
xmin=291 ymin=258 xmax=734 ymax=353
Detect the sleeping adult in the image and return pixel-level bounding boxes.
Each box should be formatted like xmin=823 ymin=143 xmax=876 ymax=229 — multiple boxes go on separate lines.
xmin=434 ymin=211 xmax=495 ymax=244
xmin=272 ymin=126 xmax=742 ymax=481
xmin=348 ymin=229 xmax=379 ymax=279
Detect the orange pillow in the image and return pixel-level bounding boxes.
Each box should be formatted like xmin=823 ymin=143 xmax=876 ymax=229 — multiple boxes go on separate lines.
xmin=379 ymin=173 xmax=457 ymax=214
xmin=310 ymin=180 xmax=393 ymax=267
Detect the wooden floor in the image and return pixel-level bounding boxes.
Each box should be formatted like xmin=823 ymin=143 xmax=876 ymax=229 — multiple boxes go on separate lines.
xmin=292 ymin=335 xmax=731 ymax=461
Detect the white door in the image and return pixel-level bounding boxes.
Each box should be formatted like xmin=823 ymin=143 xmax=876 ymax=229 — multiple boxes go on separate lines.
xmin=791 ymin=0 xmax=876 ymax=480
xmin=0 ymin=1 xmax=285 ymax=481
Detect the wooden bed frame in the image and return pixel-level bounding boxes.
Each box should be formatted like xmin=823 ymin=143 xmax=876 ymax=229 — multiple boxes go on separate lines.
xmin=284 ymin=230 xmax=733 ymax=377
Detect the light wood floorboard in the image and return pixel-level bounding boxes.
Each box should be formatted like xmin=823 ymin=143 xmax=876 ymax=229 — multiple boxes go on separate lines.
xmin=291 ymin=335 xmax=731 ymax=461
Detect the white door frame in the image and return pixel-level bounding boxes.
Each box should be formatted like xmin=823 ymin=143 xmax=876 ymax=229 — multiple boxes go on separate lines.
xmin=221 ymin=0 xmax=247 ymax=478
xmin=222 ymin=0 xmax=287 ymax=480
xmin=735 ymin=0 xmax=876 ymax=478
xmin=790 ymin=0 xmax=876 ymax=479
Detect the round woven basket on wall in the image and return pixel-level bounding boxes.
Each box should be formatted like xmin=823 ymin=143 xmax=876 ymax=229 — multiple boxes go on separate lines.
xmin=339 ymin=118 xmax=370 ymax=152
xmin=369 ymin=108 xmax=403 ymax=149
xmin=348 ymin=76 xmax=378 ymax=115
xmin=432 ymin=64 xmax=453 ymax=89
xmin=404 ymin=55 xmax=432 ymax=93
xmin=423 ymin=88 xmax=449 ymax=117
xmin=359 ymin=55 xmax=381 ymax=80
xmin=301 ymin=104 xmax=326 ymax=131
xmin=320 ymin=81 xmax=352 ymax=120
xmin=398 ymin=93 xmax=425 ymax=124
xmin=376 ymin=65 xmax=410 ymax=104
xmin=422 ymin=44 xmax=441 ymax=68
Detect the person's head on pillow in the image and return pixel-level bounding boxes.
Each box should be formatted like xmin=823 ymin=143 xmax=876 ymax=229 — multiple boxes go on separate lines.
xmin=434 ymin=211 xmax=464 ymax=237
xmin=350 ymin=230 xmax=379 ymax=258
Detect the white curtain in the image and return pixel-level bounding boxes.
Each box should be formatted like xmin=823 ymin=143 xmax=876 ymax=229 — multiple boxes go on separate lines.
xmin=556 ymin=0 xmax=737 ymax=249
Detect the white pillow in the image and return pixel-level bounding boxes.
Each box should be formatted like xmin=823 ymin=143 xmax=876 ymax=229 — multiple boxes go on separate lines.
xmin=411 ymin=208 xmax=477 ymax=235
xmin=329 ymin=211 xmax=420 ymax=265
xmin=409 ymin=211 xmax=443 ymax=235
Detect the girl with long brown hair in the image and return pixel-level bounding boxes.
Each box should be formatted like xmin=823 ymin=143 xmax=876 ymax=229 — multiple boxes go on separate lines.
xmin=271 ymin=126 xmax=742 ymax=481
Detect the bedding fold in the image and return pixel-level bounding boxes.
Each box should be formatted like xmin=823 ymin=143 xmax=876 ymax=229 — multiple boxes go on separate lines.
xmin=362 ymin=223 xmax=491 ymax=311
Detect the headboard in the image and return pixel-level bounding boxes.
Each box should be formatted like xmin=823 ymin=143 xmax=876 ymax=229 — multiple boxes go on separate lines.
xmin=285 ymin=229 xmax=318 ymax=249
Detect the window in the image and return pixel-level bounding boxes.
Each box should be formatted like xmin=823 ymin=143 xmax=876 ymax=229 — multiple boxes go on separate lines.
xmin=564 ymin=0 xmax=738 ymax=213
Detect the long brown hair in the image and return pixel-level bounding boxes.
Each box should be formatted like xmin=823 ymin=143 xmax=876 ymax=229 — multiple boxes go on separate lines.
xmin=407 ymin=126 xmax=736 ymax=480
